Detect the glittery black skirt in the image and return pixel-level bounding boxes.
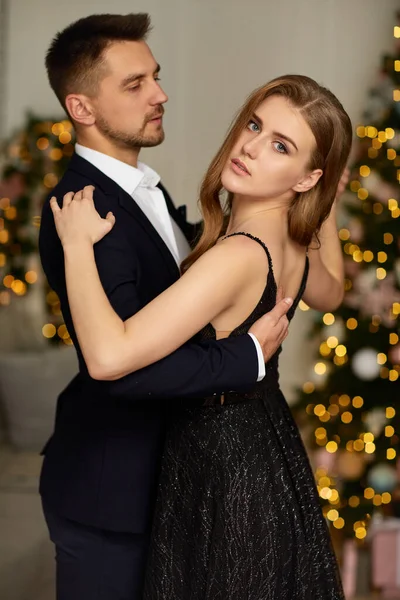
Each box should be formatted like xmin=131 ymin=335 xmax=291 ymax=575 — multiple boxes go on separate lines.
xmin=143 ymin=391 xmax=344 ymax=600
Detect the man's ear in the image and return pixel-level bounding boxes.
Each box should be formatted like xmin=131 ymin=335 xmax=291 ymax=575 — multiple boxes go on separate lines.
xmin=292 ymin=169 xmax=323 ymax=193
xmin=65 ymin=94 xmax=96 ymax=127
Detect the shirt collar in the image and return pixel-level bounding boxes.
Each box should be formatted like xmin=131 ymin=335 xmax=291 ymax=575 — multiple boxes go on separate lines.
xmin=75 ymin=143 xmax=160 ymax=195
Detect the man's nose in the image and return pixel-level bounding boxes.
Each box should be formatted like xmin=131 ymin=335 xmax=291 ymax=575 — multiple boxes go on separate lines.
xmin=150 ymin=81 xmax=168 ymax=105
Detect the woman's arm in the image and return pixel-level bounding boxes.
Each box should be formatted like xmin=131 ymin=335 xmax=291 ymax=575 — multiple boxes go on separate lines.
xmin=51 ymin=190 xmax=269 ymax=380
xmin=63 ymin=238 xmax=265 ymax=379
xmin=302 ymin=167 xmax=349 ymax=311
xmin=303 ymin=201 xmax=345 ymax=312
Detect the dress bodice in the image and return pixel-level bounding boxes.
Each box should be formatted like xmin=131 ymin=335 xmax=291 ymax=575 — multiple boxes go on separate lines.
xmin=199 ymin=232 xmax=309 ymax=397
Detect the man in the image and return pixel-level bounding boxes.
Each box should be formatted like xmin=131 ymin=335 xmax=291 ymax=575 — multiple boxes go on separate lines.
xmin=39 ymin=13 xmax=292 ymax=599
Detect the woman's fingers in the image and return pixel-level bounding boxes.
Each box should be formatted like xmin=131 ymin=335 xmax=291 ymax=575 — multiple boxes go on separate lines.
xmin=54 ymin=186 xmax=96 ymax=211
xmin=106 ymin=212 xmax=116 ymax=228
xmin=50 ymin=197 xmax=61 ymax=215
xmin=49 ymin=188 xmax=109 ymax=244
xmin=73 ymin=190 xmax=84 ymax=202
xmin=63 ymin=191 xmax=75 ymax=207
xmin=82 ymin=185 xmax=95 ymax=202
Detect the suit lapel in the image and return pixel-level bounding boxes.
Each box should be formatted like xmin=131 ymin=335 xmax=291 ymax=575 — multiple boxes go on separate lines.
xmin=117 ymin=188 xmax=180 ymax=279
xmin=158 ymin=182 xmax=201 ymax=248
xmin=69 ymin=153 xmax=180 ymax=280
xmin=158 ymin=182 xmax=186 ymax=232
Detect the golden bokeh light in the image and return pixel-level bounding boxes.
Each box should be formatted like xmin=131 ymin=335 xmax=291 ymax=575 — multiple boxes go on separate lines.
xmin=314 ymin=362 xmax=327 ymax=375
xmin=352 ymin=396 xmax=364 ymax=408
xmin=346 ymin=318 xmax=358 ymax=331
xmin=365 ymin=442 xmax=376 ymax=454
xmin=42 ymin=324 xmax=57 ymax=338
xmin=36 ymin=137 xmax=49 ymax=150
xmin=327 ymin=336 xmax=339 ymax=348
xmin=359 ymin=165 xmax=370 ymax=177
xmin=384 ymin=233 xmax=394 ymax=244
xmin=25 ymin=271 xmax=38 ymax=284
xmin=376 ymin=268 xmax=386 ymax=280
xmin=303 ymin=381 xmax=315 ymax=394
xmin=323 ymin=313 xmax=335 ymax=326
xmin=341 ymin=412 xmax=353 ymax=424
xmin=326 ymin=441 xmax=338 ymax=454
xmin=349 ymin=496 xmax=360 ymax=508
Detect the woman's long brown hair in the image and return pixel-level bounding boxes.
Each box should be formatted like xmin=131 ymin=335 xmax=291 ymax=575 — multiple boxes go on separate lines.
xmin=181 ymin=74 xmax=352 ymax=273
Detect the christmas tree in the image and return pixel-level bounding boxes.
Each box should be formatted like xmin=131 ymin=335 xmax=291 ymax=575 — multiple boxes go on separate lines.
xmin=293 ymin=16 xmax=400 ymax=540
xmin=0 ymin=114 xmax=74 ymax=346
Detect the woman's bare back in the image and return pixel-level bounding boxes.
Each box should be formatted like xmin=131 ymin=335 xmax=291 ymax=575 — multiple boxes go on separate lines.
xmin=211 ymin=213 xmax=307 ymax=338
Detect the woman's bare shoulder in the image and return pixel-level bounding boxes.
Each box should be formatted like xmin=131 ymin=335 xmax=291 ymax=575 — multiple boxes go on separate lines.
xmin=217 ymin=232 xmax=271 ymax=266
xmin=188 ymin=232 xmax=271 ymax=286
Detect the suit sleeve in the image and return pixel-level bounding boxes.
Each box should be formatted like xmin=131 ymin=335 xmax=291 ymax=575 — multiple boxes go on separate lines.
xmin=95 ymin=233 xmax=258 ymax=400
xmin=40 ymin=203 xmax=259 ymax=402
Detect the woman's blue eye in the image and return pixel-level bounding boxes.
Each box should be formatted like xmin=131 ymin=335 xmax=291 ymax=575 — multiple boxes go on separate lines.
xmin=274 ymin=141 xmax=288 ymax=154
xmin=248 ymin=120 xmax=260 ymax=132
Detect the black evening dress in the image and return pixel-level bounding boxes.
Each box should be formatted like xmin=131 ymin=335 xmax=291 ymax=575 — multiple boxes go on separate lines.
xmin=143 ymin=232 xmax=344 ymax=600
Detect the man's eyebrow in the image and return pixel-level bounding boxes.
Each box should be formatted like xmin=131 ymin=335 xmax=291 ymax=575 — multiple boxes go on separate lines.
xmin=121 ymin=64 xmax=161 ymax=88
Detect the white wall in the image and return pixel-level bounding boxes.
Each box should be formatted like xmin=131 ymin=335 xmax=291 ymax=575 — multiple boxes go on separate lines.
xmin=3 ymin=0 xmax=399 ymax=400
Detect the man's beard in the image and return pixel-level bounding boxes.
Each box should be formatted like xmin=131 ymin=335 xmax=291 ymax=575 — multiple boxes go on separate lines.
xmin=95 ymin=109 xmax=165 ymax=149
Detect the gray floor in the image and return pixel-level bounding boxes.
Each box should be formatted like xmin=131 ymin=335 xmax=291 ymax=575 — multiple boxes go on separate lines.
xmin=0 ymin=447 xmax=54 ymax=600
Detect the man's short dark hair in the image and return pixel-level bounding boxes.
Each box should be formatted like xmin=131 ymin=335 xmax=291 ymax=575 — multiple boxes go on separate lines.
xmin=46 ymin=13 xmax=151 ymax=111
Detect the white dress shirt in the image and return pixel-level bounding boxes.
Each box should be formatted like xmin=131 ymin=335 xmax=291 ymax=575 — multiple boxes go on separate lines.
xmin=75 ymin=144 xmax=265 ymax=381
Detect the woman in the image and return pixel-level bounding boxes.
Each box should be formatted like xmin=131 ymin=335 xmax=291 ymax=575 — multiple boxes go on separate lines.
xmin=50 ymin=74 xmax=352 ymax=599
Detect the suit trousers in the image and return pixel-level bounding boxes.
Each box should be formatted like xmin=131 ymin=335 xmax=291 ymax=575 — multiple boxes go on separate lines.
xmin=43 ymin=502 xmax=150 ymax=600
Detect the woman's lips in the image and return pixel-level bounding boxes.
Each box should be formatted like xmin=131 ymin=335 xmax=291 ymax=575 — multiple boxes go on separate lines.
xmin=231 ymin=158 xmax=250 ymax=176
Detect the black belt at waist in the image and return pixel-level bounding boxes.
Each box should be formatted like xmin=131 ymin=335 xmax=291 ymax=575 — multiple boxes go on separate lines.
xmin=203 ymin=392 xmax=259 ymax=407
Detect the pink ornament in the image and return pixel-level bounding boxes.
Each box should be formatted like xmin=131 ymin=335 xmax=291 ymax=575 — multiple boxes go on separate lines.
xmin=344 ymin=272 xmax=400 ymax=326
xmin=313 ymin=448 xmax=336 ymax=472
xmin=344 ymin=258 xmax=361 ymax=278
xmin=348 ymin=219 xmax=363 ymax=244
xmin=341 ymin=539 xmax=358 ymax=599
xmin=372 ymin=522 xmax=400 ymax=596
xmin=375 ymin=182 xmax=398 ymax=204
xmin=0 ymin=172 xmax=26 ymax=203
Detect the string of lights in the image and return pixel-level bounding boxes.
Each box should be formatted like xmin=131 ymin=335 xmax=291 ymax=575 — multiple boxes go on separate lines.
xmin=0 ymin=115 xmax=74 ymax=345
xmin=293 ymin=20 xmax=400 ymax=540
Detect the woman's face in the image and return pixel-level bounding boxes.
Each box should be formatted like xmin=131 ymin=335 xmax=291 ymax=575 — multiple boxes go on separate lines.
xmin=221 ymin=95 xmax=322 ymax=202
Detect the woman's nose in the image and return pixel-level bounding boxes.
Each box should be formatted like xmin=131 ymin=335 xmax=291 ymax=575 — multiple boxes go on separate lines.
xmin=242 ymin=137 xmax=260 ymax=159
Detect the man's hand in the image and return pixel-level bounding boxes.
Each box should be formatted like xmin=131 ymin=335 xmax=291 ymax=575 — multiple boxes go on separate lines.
xmin=248 ymin=288 xmax=292 ymax=363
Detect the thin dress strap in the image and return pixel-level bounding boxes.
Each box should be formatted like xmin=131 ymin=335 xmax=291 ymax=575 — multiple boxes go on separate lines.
xmin=222 ymin=232 xmax=274 ymax=275
xmin=292 ymin=255 xmax=309 ymax=309
xmin=223 ymin=231 xmax=309 ymax=311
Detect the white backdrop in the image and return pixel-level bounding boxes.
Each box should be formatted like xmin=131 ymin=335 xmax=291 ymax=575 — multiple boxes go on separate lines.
xmin=3 ymin=0 xmax=399 ymax=399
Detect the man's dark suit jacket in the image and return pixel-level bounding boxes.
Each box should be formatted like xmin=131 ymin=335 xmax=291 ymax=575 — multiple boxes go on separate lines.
xmin=38 ymin=153 xmax=258 ymax=533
